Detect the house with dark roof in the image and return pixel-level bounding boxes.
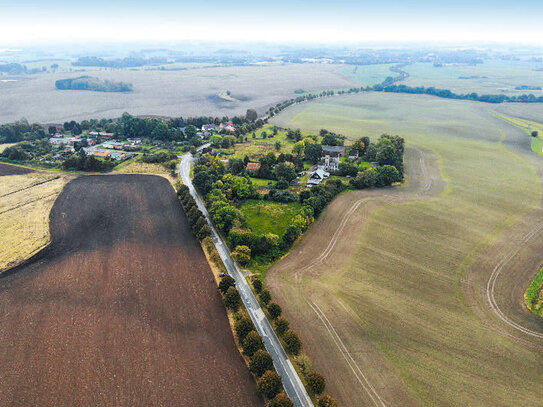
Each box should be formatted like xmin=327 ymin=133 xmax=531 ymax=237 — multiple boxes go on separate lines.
xmin=322 ymin=145 xmax=346 ymax=157
xmin=306 ymin=168 xmax=330 ymax=187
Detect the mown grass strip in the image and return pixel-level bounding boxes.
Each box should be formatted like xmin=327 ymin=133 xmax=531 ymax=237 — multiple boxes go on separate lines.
xmin=525 ymin=268 xmax=543 ymax=316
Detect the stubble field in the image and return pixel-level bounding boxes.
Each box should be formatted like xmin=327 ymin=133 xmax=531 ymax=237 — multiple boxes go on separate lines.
xmin=267 ymin=93 xmax=543 ymax=407
xmin=0 ymin=64 xmax=357 ymax=123
xmin=0 ymin=174 xmax=263 ymax=407
xmin=0 ymin=163 xmax=72 ymax=272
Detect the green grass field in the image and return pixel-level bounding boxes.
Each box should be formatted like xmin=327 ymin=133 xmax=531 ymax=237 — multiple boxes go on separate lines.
xmin=240 ymin=199 xmax=301 ymax=236
xmin=492 ymin=113 xmax=543 ymax=156
xmin=525 ymin=268 xmax=543 ymax=316
xmin=268 ymin=92 xmax=543 ymax=407
xmin=339 ymin=64 xmax=394 ymax=86
xmin=402 ymin=60 xmax=543 ymax=97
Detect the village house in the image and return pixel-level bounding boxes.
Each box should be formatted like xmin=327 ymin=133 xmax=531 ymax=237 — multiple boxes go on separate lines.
xmin=246 ymin=162 xmax=261 ymax=174
xmin=306 ymin=168 xmax=330 ymax=187
xmin=202 ymin=123 xmax=217 ymax=132
xmin=320 ymin=145 xmax=346 ymax=172
xmin=48 ymin=136 xmax=71 ymax=145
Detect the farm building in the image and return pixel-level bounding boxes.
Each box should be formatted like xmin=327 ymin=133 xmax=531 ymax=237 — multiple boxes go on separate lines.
xmin=322 ymin=145 xmax=346 ymax=157
xmin=306 ymin=168 xmax=329 ymax=187
xmin=349 ymin=150 xmax=359 ymax=159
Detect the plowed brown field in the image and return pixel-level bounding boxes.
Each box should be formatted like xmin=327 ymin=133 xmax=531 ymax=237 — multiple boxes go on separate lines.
xmin=0 ymin=175 xmax=263 ymax=407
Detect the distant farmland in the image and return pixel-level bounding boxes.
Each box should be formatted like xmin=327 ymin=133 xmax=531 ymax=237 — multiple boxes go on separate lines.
xmin=0 ymin=64 xmax=357 ymax=123
xmin=268 ymin=93 xmax=543 ymax=407
xmin=0 ymin=175 xmax=263 ymax=407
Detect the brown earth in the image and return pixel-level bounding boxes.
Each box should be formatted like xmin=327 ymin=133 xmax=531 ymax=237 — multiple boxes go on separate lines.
xmin=0 ymin=162 xmax=34 ymax=176
xmin=0 ymin=174 xmax=264 ymax=407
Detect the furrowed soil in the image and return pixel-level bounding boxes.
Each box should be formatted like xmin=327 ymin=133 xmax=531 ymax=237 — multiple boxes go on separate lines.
xmin=0 ymin=174 xmax=263 ymax=407
xmin=268 ymin=93 xmax=543 ymax=407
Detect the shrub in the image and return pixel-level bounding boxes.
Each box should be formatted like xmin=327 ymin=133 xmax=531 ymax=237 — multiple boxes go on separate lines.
xmin=257 ymin=370 xmax=283 ymax=399
xmin=259 ymin=289 xmax=271 ymax=305
xmin=235 ymin=315 xmax=255 ymax=342
xmin=196 ymin=225 xmax=211 ymax=240
xmin=218 ymin=275 xmax=236 ymax=294
xmin=268 ymin=393 xmax=294 ymax=407
xmin=268 ymin=302 xmax=282 ymax=319
xmin=307 ymin=372 xmax=326 ymax=395
xmin=275 ymin=317 xmax=290 ymax=336
xmin=249 ymin=349 xmax=274 ymax=377
xmin=253 ymin=278 xmax=263 ymax=293
xmin=283 ymin=329 xmax=302 ymax=355
xmin=224 ymin=286 xmax=241 ymax=311
xmin=231 ymin=245 xmax=251 ymax=266
xmin=317 ymin=394 xmax=338 ymax=407
xmin=242 ymin=330 xmax=264 ymax=357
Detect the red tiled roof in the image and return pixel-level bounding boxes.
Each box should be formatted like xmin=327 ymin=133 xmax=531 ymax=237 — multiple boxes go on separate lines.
xmin=246 ymin=162 xmax=261 ymax=171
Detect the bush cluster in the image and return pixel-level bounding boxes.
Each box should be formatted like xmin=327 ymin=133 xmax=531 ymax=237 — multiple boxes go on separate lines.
xmin=176 ymin=184 xmax=211 ymax=241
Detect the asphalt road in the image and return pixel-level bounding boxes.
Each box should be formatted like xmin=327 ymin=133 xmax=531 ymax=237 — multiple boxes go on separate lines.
xmin=178 ymin=153 xmax=314 ymax=407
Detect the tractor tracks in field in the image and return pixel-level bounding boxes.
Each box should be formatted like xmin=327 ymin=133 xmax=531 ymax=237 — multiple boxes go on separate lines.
xmin=308 ymin=301 xmax=388 ymax=407
xmin=486 ymin=220 xmax=543 ymax=340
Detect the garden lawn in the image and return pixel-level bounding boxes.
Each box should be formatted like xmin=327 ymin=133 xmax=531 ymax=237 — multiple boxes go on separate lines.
xmin=240 ymin=200 xmax=302 ymax=237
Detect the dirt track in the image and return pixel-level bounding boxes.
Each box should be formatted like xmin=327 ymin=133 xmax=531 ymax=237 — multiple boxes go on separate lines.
xmin=0 ymin=175 xmax=263 ymax=407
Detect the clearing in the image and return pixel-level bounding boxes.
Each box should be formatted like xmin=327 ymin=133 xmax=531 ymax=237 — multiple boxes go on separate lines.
xmin=240 ymin=199 xmax=302 ymax=236
xmin=267 ymin=92 xmax=543 ymax=407
xmin=0 ymin=163 xmax=72 ymax=272
xmin=0 ymin=174 xmax=263 ymax=407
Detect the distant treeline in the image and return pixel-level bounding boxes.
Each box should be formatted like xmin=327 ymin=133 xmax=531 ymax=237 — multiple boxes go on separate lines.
xmin=0 ymin=63 xmax=44 ymax=75
xmin=55 ymin=76 xmax=133 ymax=92
xmin=72 ymin=56 xmax=167 ymax=68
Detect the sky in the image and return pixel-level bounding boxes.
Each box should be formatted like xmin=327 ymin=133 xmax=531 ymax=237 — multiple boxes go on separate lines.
xmin=1 ymin=0 xmax=542 ymax=46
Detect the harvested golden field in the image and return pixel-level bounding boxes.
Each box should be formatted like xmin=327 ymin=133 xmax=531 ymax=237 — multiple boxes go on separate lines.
xmin=112 ymin=159 xmax=177 ymax=184
xmin=0 ymin=164 xmax=72 ymax=271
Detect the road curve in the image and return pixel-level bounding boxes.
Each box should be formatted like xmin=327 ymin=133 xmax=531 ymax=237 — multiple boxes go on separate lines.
xmin=177 ymin=154 xmax=314 ymax=407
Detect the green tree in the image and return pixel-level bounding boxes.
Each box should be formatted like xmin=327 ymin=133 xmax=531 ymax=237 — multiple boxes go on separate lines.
xmin=232 ymin=245 xmax=251 ymax=266
xmin=283 ymin=329 xmax=302 ymax=355
xmin=307 ymin=372 xmax=326 ymax=395
xmin=292 ymin=140 xmax=305 ymax=156
xmin=243 ymin=330 xmax=264 ymax=356
xmin=218 ymin=275 xmax=236 ymax=294
xmin=531 ymin=131 xmax=538 ymax=137
xmin=317 ymin=394 xmax=338 ymax=407
xmin=196 ymin=224 xmax=211 ymax=240
xmin=224 ymin=286 xmax=241 ymax=311
xmin=269 ymin=393 xmax=294 ymax=407
xmin=235 ymin=315 xmax=255 ymax=341
xmin=268 ymin=302 xmax=282 ymax=319
xmin=259 ymin=289 xmax=272 ymax=305
xmin=275 ymin=162 xmax=297 ymax=182
xmin=305 ymin=143 xmax=323 ymax=164
xmin=184 ymin=124 xmax=197 ymax=139
xmin=275 ymin=317 xmax=290 ymax=335
xmin=375 ymin=165 xmax=401 ymax=187
xmin=275 ymin=141 xmax=281 ymax=151
xmin=257 ymin=370 xmax=283 ymax=399
xmin=249 ymin=349 xmax=274 ymax=377
xmin=246 ymin=108 xmax=258 ymax=122
xmin=253 ymin=278 xmax=263 ymax=293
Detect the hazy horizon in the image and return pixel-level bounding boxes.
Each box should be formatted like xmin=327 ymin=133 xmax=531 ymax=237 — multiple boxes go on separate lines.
xmin=1 ymin=0 xmax=543 ymax=47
